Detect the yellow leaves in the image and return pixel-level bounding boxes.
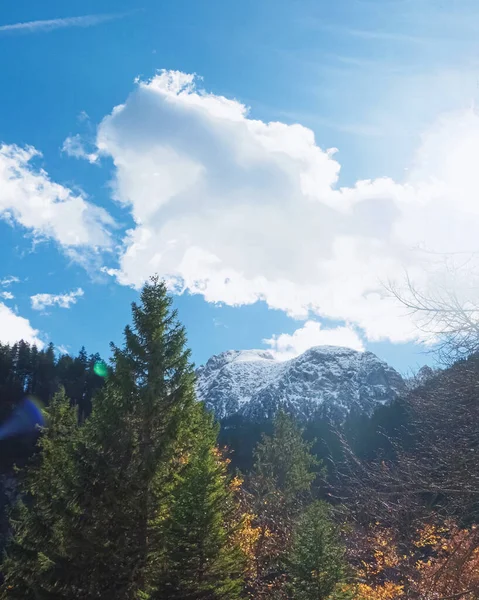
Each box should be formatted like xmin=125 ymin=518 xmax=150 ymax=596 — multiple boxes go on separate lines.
xmin=356 ymin=526 xmax=402 ymax=579
xmin=231 ymin=511 xmax=262 ymax=578
xmin=409 ymin=523 xmax=479 ymax=598
xmin=229 ymin=475 xmax=243 ymax=492
xmin=416 ymin=558 xmax=432 ymax=571
xmin=212 ymin=446 xmax=231 ymax=467
xmin=413 ymin=522 xmax=449 ymax=548
xmin=356 ymin=582 xmax=404 ymax=600
xmin=263 ymin=527 xmax=273 ymax=538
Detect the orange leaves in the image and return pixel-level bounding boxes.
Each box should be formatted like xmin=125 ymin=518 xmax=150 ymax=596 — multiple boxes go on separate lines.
xmin=350 ymin=519 xmax=479 ymax=600
xmin=235 ymin=513 xmax=261 ymax=556
xmin=410 ymin=523 xmax=479 ymax=599
xmin=232 ymin=512 xmax=262 ymax=580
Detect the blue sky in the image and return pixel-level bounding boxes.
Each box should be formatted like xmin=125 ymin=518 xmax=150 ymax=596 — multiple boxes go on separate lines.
xmin=1 ymin=0 xmax=479 ymax=373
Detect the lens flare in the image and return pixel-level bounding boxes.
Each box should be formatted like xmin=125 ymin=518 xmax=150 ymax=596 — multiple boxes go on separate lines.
xmin=0 ymin=397 xmax=46 ymax=441
xmin=94 ymin=360 xmax=109 ymax=378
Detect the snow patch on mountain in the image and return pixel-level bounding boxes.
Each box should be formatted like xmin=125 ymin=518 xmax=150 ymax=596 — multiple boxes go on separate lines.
xmin=196 ymin=346 xmax=406 ymax=421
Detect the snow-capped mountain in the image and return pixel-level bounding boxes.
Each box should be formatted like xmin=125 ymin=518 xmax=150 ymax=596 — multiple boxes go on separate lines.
xmin=196 ymin=346 xmax=406 ymax=421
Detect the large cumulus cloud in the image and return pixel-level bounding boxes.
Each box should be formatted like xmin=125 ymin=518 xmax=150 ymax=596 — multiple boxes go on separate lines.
xmin=94 ymin=70 xmax=479 ymax=345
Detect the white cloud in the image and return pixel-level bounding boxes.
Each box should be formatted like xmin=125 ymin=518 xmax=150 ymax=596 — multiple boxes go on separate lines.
xmin=31 ymin=288 xmax=84 ymax=311
xmin=90 ymin=70 xmax=479 ymax=346
xmin=0 ymin=292 xmax=14 ymax=300
xmin=62 ymin=135 xmax=99 ymax=164
xmin=264 ymin=321 xmax=364 ymax=361
xmin=0 ymin=13 xmax=129 ymax=34
xmin=0 ymin=303 xmax=43 ymax=347
xmin=0 ymin=276 xmax=19 ymax=287
xmin=77 ymin=111 xmax=90 ymax=123
xmin=0 ymin=144 xmax=113 ymax=248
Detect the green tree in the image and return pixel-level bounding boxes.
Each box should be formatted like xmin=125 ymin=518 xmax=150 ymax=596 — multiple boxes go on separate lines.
xmin=63 ymin=276 xmax=199 ymax=598
xmin=247 ymin=411 xmax=320 ymax=598
xmin=253 ymin=410 xmax=318 ymax=504
xmin=155 ymin=406 xmax=244 ymax=600
xmin=286 ymin=501 xmax=351 ymax=600
xmin=1 ymin=277 xmax=199 ymax=599
xmin=32 ymin=343 xmax=57 ymax=405
xmin=1 ymin=389 xmax=80 ymax=599
xmin=1 ymin=278 xmax=245 ymax=599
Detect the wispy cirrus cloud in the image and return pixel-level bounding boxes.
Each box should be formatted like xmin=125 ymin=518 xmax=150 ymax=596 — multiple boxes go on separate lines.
xmin=296 ymin=17 xmax=431 ymax=45
xmin=329 ymin=26 xmax=428 ymax=44
xmin=0 ymin=276 xmax=20 ymax=287
xmin=0 ymin=12 xmax=133 ymax=35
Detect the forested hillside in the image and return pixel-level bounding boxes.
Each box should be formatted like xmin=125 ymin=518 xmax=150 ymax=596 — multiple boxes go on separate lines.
xmin=0 ymin=342 xmax=105 ymax=470
xmin=0 ymin=278 xmax=477 ymax=599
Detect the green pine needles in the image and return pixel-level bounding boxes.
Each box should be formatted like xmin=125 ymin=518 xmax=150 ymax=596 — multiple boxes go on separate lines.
xmin=1 ymin=278 xmax=245 ymax=600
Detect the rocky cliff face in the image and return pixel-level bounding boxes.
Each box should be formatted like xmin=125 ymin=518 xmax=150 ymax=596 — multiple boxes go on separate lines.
xmin=196 ymin=346 xmax=406 ymax=421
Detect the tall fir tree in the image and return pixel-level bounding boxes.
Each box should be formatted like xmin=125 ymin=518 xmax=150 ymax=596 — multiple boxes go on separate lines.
xmin=155 ymin=405 xmax=245 ymax=600
xmin=286 ymin=501 xmax=351 ymax=600
xmin=1 ymin=277 xmax=243 ymax=600
xmin=44 ymin=276 xmax=200 ymax=598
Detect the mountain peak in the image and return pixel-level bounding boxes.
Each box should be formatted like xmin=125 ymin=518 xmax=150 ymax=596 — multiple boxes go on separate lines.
xmin=205 ymin=349 xmax=277 ymax=366
xmin=196 ymin=345 xmax=405 ymax=421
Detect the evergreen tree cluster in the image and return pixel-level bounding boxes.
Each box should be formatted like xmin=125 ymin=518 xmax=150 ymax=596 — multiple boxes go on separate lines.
xmin=0 ymin=341 xmax=105 ymax=421
xmin=0 ymin=278 xmax=354 ymax=599
xmin=0 ymin=280 xmax=249 ymax=599
xmin=0 ymin=342 xmax=105 ymax=471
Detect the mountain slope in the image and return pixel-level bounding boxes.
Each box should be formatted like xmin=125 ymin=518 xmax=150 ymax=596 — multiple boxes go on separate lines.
xmin=196 ymin=346 xmax=406 ymax=421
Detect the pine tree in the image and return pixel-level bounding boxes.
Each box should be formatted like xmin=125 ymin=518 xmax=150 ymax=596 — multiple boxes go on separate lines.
xmin=14 ymin=341 xmax=33 ymax=396
xmin=24 ymin=277 xmax=197 ymax=598
xmin=252 ymin=410 xmax=318 ymax=504
xmin=33 ymin=343 xmax=57 ymax=405
xmin=286 ymin=501 xmax=351 ymax=600
xmin=0 ymin=344 xmax=15 ymax=421
xmin=155 ymin=405 xmax=245 ymax=599
xmin=0 ymin=388 xmax=80 ymax=599
xmin=247 ymin=411 xmax=320 ymax=598
xmin=1 ymin=278 xmax=245 ymax=598
xmin=1 ymin=277 xmax=199 ymax=598
xmin=82 ymin=276 xmax=198 ymax=597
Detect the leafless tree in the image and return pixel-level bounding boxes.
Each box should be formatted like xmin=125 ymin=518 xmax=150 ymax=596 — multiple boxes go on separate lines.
xmin=332 ymin=355 xmax=479 ymax=598
xmin=388 ymin=271 xmax=479 ymax=364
